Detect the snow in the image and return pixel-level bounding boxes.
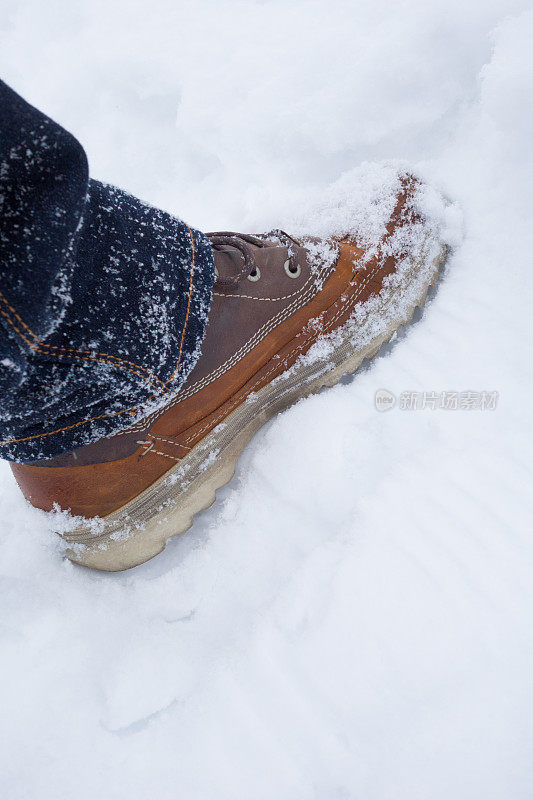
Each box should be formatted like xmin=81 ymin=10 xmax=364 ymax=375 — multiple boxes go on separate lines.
xmin=1 ymin=0 xmax=533 ymax=797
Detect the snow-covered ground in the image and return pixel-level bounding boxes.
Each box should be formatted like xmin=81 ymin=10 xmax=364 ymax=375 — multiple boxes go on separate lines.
xmin=1 ymin=1 xmax=532 ymax=797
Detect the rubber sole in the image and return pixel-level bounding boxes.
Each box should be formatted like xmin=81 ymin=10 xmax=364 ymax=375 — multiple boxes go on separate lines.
xmin=63 ymin=235 xmax=447 ymax=571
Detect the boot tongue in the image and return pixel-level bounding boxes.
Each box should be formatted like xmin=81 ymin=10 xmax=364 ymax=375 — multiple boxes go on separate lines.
xmin=213 ymin=247 xmax=248 ymax=287
xmin=213 ymin=242 xmax=296 ymax=290
xmin=208 ymin=232 xmax=261 ymax=288
xmin=209 ymin=230 xmax=303 ymax=289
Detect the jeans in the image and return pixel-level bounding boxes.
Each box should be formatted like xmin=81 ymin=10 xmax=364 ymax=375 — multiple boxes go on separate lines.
xmin=0 ymin=80 xmax=215 ymax=463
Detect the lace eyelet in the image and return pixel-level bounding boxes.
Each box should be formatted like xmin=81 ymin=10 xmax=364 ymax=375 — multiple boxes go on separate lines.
xmin=284 ymin=259 xmax=301 ymax=279
xmin=247 ymin=266 xmax=261 ymax=282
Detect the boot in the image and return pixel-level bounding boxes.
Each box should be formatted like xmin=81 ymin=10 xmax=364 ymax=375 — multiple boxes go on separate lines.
xmin=12 ymin=175 xmax=447 ymax=570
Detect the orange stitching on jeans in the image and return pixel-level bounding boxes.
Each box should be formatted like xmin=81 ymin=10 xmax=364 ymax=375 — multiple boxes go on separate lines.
xmin=0 ymin=292 xmax=37 ymax=338
xmin=0 ymin=227 xmax=198 ymax=446
xmin=37 ymin=350 xmax=158 ymax=385
xmin=0 ymin=299 xmax=164 ymax=393
xmin=37 ymin=344 xmax=165 ymax=388
xmin=166 ymin=224 xmax=196 ymax=385
xmin=0 ymin=292 xmax=166 ymax=389
xmin=0 ymin=306 xmax=37 ymax=349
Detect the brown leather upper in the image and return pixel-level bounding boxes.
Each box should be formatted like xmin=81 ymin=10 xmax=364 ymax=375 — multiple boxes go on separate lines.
xmin=11 ymin=180 xmax=419 ymax=517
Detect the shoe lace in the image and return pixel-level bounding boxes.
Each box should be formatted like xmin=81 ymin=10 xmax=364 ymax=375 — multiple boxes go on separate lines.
xmin=207 ymin=230 xmax=302 ymax=288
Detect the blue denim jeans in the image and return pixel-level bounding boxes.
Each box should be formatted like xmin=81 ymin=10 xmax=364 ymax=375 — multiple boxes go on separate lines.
xmin=0 ymin=80 xmax=214 ymax=462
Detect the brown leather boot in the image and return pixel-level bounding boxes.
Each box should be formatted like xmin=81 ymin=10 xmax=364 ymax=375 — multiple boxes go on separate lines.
xmin=11 ymin=175 xmax=447 ymax=570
